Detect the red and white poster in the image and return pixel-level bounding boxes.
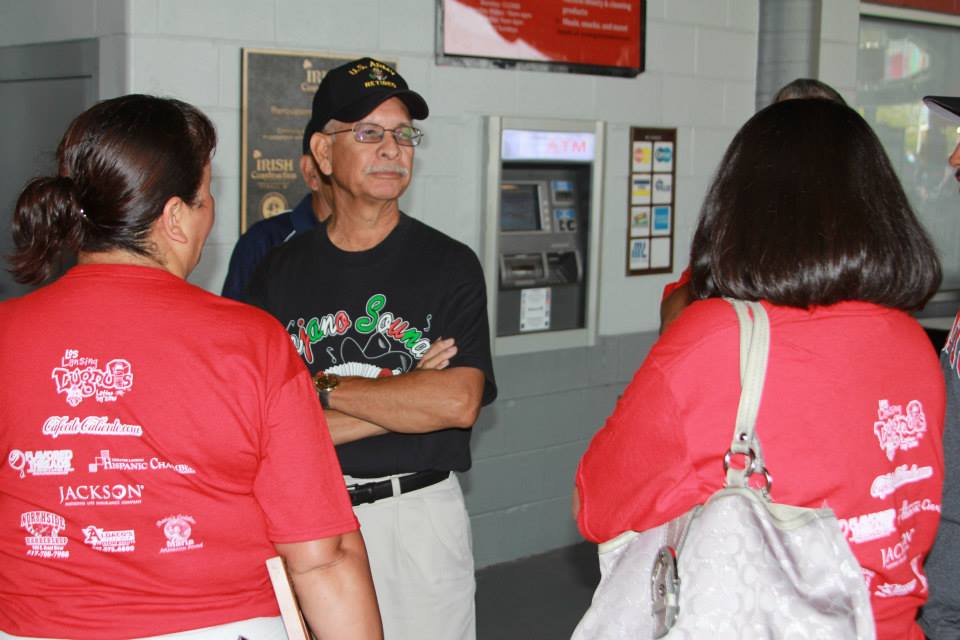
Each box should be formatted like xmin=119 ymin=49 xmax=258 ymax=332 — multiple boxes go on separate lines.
xmin=442 ymin=0 xmax=644 ymax=75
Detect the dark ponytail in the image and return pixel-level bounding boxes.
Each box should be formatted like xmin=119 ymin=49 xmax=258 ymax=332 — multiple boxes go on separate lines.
xmin=10 ymin=176 xmax=84 ymax=285
xmin=7 ymin=94 xmax=216 ymax=286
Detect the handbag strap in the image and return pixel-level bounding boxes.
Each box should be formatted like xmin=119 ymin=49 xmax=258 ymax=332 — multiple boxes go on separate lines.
xmin=723 ymin=299 xmax=772 ymax=491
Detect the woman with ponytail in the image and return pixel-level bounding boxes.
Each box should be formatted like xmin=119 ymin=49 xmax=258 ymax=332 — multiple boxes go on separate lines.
xmin=0 ymin=95 xmax=381 ymax=640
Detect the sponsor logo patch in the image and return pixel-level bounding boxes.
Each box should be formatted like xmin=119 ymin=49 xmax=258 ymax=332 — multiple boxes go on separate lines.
xmin=82 ymin=525 xmax=135 ymax=553
xmin=875 ymin=579 xmax=916 ymax=598
xmin=873 ymin=399 xmax=927 ymax=461
xmin=880 ymin=528 xmax=914 ymax=570
xmin=870 ymin=464 xmax=933 ymax=500
xmin=8 ymin=449 xmax=73 ymax=478
xmin=898 ymin=498 xmax=941 ymax=522
xmin=51 ymin=349 xmax=133 ymax=407
xmin=42 ymin=416 xmax=143 ymax=439
xmin=20 ymin=510 xmax=68 ymax=559
xmin=59 ymin=483 xmax=144 ymax=507
xmin=838 ymin=508 xmax=896 ymax=544
xmin=87 ymin=450 xmax=195 ymax=475
xmin=157 ymin=514 xmax=204 ymax=553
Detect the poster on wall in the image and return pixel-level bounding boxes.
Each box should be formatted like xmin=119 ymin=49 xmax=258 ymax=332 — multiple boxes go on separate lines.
xmin=437 ymin=0 xmax=645 ymax=77
xmin=626 ymin=127 xmax=676 ymax=276
xmin=240 ymin=49 xmax=358 ymax=232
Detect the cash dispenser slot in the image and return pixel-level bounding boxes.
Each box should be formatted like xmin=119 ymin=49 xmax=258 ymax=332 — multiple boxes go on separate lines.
xmin=545 ymin=251 xmax=582 ymax=285
xmin=500 ymin=253 xmax=547 ymax=288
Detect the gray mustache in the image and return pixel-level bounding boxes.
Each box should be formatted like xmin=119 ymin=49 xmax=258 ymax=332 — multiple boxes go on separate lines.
xmin=364 ymin=165 xmax=409 ymax=176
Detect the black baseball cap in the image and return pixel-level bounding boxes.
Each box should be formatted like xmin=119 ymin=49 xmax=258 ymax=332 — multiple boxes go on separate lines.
xmin=302 ymin=57 xmax=429 ymax=154
xmin=923 ymin=96 xmax=960 ymax=123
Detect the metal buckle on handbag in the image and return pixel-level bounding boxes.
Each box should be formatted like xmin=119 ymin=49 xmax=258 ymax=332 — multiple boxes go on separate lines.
xmin=651 ymin=546 xmax=680 ymax=638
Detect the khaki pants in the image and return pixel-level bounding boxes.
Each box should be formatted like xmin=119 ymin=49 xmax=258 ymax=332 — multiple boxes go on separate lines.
xmin=348 ymin=473 xmax=476 ymax=640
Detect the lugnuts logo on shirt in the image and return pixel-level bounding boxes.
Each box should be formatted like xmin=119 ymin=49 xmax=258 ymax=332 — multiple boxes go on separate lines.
xmin=873 ymin=399 xmax=927 ymax=461
xmin=21 ymin=510 xmax=69 ymax=559
xmin=157 ymin=514 xmax=204 ymax=553
xmin=51 ymin=349 xmax=134 ymax=407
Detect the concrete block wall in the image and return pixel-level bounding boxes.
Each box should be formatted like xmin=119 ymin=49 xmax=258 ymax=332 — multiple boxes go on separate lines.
xmin=755 ymin=0 xmax=859 ymax=108
xmin=756 ymin=0 xmax=821 ymax=105
xmin=819 ymin=0 xmax=860 ymax=97
xmin=0 ymin=0 xmax=861 ymax=566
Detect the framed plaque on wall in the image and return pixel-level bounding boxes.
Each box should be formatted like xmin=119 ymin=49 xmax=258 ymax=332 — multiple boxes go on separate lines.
xmin=240 ymin=49 xmax=360 ymax=232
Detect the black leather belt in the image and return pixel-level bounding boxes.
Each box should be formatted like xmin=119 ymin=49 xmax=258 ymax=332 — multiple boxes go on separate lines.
xmin=347 ymin=470 xmax=450 ymax=507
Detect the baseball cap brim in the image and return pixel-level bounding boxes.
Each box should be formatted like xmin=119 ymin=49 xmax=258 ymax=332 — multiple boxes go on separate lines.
xmin=923 ymin=96 xmax=960 ymax=123
xmin=333 ymin=89 xmax=429 ymax=124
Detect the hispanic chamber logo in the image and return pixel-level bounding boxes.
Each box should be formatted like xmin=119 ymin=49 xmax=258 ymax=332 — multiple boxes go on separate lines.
xmin=88 ymin=449 xmax=195 ymax=475
xmin=82 ymin=525 xmax=135 ymax=553
xmin=874 ymin=399 xmax=927 ymax=461
xmin=51 ymin=349 xmax=133 ymax=407
xmin=8 ymin=449 xmax=73 ymax=478
xmin=157 ymin=514 xmax=204 ymax=553
xmin=21 ymin=510 xmax=69 ymax=559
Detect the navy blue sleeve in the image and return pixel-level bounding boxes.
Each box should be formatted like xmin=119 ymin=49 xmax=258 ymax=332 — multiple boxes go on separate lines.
xmin=222 ymin=219 xmax=288 ymax=301
xmin=222 ymin=234 xmax=263 ymax=301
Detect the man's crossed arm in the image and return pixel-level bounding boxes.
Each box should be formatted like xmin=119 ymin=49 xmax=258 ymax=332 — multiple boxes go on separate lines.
xmin=322 ymin=338 xmax=485 ymax=445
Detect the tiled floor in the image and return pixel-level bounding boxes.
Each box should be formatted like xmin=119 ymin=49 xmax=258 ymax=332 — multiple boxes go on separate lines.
xmin=476 ymin=543 xmax=599 ymax=640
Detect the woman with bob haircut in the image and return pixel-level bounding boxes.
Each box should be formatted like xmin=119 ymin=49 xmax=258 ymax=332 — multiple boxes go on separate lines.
xmin=576 ymin=98 xmax=944 ymax=639
xmin=0 ymin=95 xmax=381 ymax=640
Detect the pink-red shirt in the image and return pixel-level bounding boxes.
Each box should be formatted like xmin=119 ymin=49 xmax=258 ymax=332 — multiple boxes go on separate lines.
xmin=577 ymin=299 xmax=944 ymax=640
xmin=0 ymin=265 xmax=357 ymax=639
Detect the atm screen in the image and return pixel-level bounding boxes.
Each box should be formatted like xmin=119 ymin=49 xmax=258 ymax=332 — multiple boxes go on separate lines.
xmin=500 ymin=183 xmax=542 ymax=232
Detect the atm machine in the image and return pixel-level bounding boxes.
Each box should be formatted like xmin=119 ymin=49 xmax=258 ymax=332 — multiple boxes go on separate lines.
xmin=483 ymin=118 xmax=604 ymax=355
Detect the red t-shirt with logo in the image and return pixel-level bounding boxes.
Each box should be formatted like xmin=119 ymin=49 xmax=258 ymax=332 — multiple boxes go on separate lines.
xmin=0 ymin=265 xmax=357 ymax=639
xmin=577 ymin=299 xmax=944 ymax=640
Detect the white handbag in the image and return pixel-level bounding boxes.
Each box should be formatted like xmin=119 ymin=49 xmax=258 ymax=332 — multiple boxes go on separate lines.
xmin=572 ymin=300 xmax=876 ymax=639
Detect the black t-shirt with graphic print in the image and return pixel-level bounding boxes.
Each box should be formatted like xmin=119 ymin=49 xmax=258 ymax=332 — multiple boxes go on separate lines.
xmin=245 ymin=213 xmax=497 ymax=477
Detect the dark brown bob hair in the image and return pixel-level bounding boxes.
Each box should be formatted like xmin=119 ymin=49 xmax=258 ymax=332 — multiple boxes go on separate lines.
xmin=9 ymin=94 xmax=216 ymax=285
xmin=689 ymin=98 xmax=940 ymax=310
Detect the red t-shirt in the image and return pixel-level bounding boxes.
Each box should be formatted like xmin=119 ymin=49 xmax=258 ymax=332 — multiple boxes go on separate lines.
xmin=577 ymin=299 xmax=944 ymax=640
xmin=662 ymin=266 xmax=691 ymax=302
xmin=0 ymin=265 xmax=357 ymax=639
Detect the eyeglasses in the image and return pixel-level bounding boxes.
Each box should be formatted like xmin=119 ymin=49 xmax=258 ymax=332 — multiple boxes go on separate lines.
xmin=324 ymin=122 xmax=424 ymax=147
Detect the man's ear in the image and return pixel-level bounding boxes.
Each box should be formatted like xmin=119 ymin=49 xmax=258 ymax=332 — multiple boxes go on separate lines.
xmin=159 ymin=196 xmax=189 ymax=245
xmin=300 ymin=154 xmax=323 ymax=191
xmin=310 ymin=132 xmax=333 ymax=177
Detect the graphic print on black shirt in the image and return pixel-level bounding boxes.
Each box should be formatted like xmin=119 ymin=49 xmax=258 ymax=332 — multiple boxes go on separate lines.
xmin=289 ymin=292 xmax=432 ymax=376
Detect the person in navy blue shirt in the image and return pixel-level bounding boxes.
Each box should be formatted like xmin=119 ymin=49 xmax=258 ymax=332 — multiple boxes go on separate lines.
xmin=221 ymin=130 xmax=333 ymax=300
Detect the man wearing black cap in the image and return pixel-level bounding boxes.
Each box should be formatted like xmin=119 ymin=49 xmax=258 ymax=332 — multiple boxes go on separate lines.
xmin=920 ymin=95 xmax=960 ymax=640
xmin=220 ymin=133 xmax=334 ymax=301
xmin=245 ymin=57 xmax=497 ymax=640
